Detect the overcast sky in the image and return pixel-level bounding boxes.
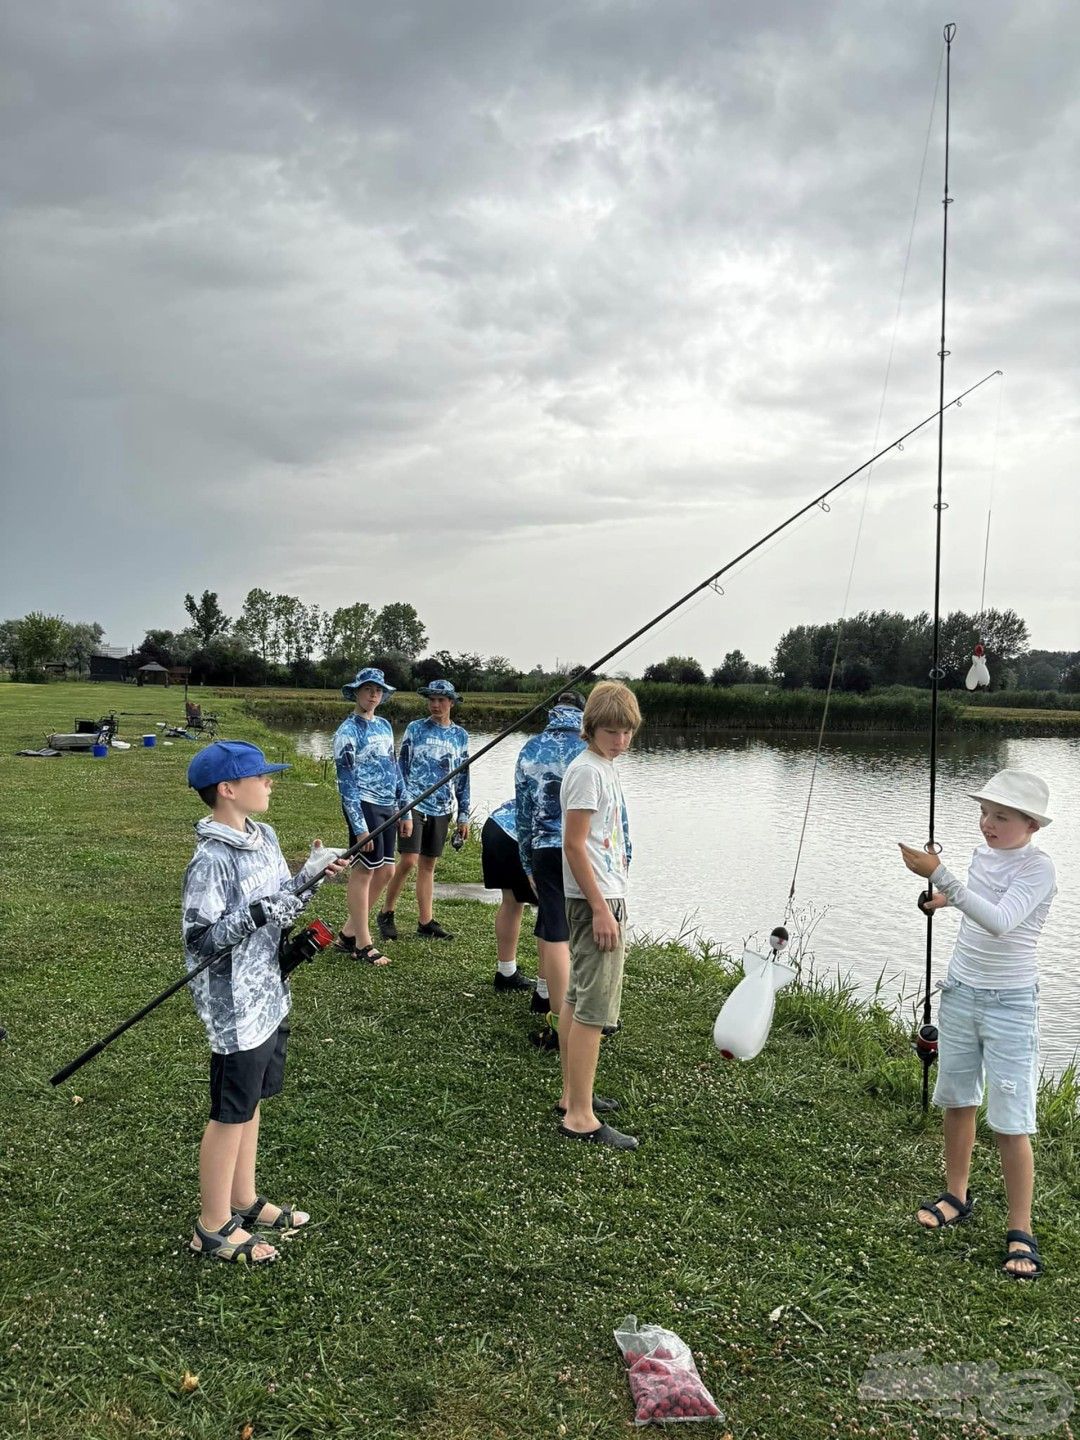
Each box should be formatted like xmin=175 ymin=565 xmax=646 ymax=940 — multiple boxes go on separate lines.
xmin=2 ymin=0 xmax=1077 ymax=673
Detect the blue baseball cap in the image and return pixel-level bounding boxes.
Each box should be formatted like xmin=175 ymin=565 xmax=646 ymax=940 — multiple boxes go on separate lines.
xmin=187 ymin=740 xmax=290 ymax=790
xmin=418 ymin=678 xmax=459 ymax=701
xmin=342 ymin=666 xmax=396 ymax=700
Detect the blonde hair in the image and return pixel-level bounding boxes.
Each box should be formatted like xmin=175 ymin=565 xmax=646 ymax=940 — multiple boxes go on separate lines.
xmin=581 ymin=680 xmax=642 ymax=738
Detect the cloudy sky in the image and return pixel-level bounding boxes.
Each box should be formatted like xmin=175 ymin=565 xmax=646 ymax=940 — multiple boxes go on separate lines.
xmin=3 ymin=0 xmax=1077 ymax=673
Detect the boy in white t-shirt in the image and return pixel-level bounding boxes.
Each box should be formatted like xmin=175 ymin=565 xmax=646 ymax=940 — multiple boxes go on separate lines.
xmin=899 ymin=769 xmax=1057 ymax=1279
xmin=557 ymin=681 xmax=641 ymax=1151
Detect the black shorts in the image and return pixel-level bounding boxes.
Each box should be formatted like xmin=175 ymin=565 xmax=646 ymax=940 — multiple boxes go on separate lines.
xmin=481 ymin=818 xmax=533 ymax=903
xmin=531 ymin=847 xmax=569 ymax=942
xmin=343 ymin=800 xmax=398 ymax=869
xmin=209 ymin=1022 xmax=289 ymax=1124
xmin=398 ymin=810 xmax=451 ymax=858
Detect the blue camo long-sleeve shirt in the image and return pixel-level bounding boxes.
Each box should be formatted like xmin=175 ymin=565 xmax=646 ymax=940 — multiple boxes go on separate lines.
xmin=182 ymin=818 xmax=294 ymax=1054
xmin=399 ymin=717 xmax=471 ymax=819
xmin=333 ymin=713 xmax=406 ymax=834
xmin=489 ymin=798 xmax=516 ymax=840
xmin=514 ymin=705 xmax=586 ymax=875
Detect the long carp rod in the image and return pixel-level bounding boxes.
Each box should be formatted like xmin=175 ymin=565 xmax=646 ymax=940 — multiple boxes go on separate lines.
xmin=914 ymin=22 xmax=958 ymax=1113
xmin=50 ymin=367 xmax=999 ymax=1087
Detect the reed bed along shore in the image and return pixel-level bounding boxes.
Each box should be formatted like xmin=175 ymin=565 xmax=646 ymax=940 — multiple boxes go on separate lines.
xmin=232 ymin=682 xmax=1080 ymax=737
xmin=1 ymin=682 xmax=1077 ymax=1439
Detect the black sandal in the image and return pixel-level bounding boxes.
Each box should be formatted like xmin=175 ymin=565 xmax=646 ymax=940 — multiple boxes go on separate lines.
xmin=355 ymin=943 xmax=390 ymax=965
xmin=334 ymin=931 xmax=356 ymax=955
xmin=916 ymin=1189 xmax=974 ymax=1229
xmin=190 ymin=1216 xmax=277 ymax=1264
xmin=235 ymin=1195 xmax=309 ymax=1233
xmin=1003 ymin=1229 xmax=1043 ymax=1280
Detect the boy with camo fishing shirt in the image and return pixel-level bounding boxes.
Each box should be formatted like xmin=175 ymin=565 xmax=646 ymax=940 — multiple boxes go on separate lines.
xmin=515 ymin=694 xmax=587 ymax=1037
xmin=379 ymin=678 xmax=471 ymax=942
xmin=333 ymin=667 xmax=410 ymax=964
xmin=183 ymin=740 xmax=347 ymax=1263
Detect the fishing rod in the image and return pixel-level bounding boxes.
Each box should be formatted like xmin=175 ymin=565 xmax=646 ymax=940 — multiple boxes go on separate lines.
xmin=50 ymin=366 xmax=999 ymax=1087
xmin=914 ymin=22 xmax=957 ymax=1113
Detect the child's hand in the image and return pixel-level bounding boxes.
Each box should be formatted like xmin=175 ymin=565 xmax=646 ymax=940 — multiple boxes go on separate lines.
xmin=917 ymin=891 xmax=949 ymax=914
xmin=898 ymin=842 xmax=941 ymax=879
xmin=398 ymin=816 xmax=413 ymax=839
xmin=591 ymin=902 xmax=621 ymax=952
xmin=311 ymin=839 xmax=350 ymax=880
xmin=456 ymin=821 xmax=470 ymax=842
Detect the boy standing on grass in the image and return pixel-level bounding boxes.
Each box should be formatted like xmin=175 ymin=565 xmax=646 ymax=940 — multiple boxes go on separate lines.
xmin=515 ymin=692 xmax=587 ymax=1033
xmin=899 ymin=768 xmax=1057 ymax=1279
xmin=557 ymin=681 xmax=641 ymax=1151
xmin=378 ymin=678 xmax=470 ymax=943
xmin=183 ymin=740 xmax=348 ymax=1263
xmin=481 ymin=796 xmax=538 ymax=993
xmin=333 ymin=667 xmax=411 ymax=965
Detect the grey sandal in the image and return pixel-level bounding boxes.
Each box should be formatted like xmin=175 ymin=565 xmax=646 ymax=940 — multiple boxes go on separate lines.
xmin=190 ymin=1215 xmax=277 ymax=1263
xmin=235 ymin=1195 xmax=308 ymax=1232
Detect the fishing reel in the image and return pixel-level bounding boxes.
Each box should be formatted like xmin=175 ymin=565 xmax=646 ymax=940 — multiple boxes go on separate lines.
xmin=914 ymin=1023 xmax=939 ymax=1064
xmin=279 ymin=919 xmax=335 ymax=980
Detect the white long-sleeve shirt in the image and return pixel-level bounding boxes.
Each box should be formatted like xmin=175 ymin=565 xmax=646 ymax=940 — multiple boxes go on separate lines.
xmin=931 ymin=842 xmax=1057 ymax=990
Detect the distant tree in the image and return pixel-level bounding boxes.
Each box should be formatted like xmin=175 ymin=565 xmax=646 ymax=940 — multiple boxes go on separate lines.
xmin=749 ymin=664 xmax=771 ymax=684
xmin=184 ymin=590 xmax=231 ymax=647
xmin=772 ymin=625 xmax=814 ymax=688
xmin=367 ymin=650 xmax=413 ymax=691
xmin=0 ymin=619 xmax=20 ymax=668
xmin=324 ymin=602 xmax=378 ymax=662
xmin=12 ymin=612 xmax=72 ymax=673
xmin=139 ymin=629 xmax=176 ymax=667
xmin=712 ymin=649 xmax=751 ymax=686
xmin=480 ymin=655 xmax=519 ymax=692
xmin=939 ymin=608 xmax=1029 ymax=689
xmin=373 ymin=602 xmax=427 ymax=659
xmin=1062 ymin=664 xmax=1080 ymax=694
xmin=65 ymin=621 xmax=105 ymax=674
xmin=236 ymin=588 xmax=276 ymax=661
xmin=840 ymin=656 xmax=873 ymax=693
xmin=642 ymin=660 xmax=673 ymax=683
xmin=273 ymin=594 xmax=308 ymax=665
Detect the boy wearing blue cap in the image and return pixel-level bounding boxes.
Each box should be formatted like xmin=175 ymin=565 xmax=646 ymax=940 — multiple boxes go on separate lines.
xmin=333 ymin=668 xmax=410 ymax=964
xmin=378 ymin=679 xmax=471 ymax=942
xmin=183 ymin=740 xmax=347 ymax=1263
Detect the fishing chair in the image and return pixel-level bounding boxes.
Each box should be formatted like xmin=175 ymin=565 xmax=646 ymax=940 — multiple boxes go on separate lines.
xmin=184 ymin=702 xmax=220 ymax=737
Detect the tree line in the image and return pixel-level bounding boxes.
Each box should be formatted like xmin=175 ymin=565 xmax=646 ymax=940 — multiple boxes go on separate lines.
xmin=2 ymin=595 xmax=1078 ymax=695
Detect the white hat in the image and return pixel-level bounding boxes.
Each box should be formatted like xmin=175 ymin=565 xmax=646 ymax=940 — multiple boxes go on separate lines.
xmin=967 ymin=769 xmax=1052 ymax=828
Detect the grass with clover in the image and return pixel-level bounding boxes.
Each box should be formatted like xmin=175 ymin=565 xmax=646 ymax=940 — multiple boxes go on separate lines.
xmin=1 ymin=682 xmax=1078 ymax=1440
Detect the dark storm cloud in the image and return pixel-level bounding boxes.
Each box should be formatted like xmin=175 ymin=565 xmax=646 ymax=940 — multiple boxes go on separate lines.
xmin=1 ymin=0 xmax=1076 ymax=659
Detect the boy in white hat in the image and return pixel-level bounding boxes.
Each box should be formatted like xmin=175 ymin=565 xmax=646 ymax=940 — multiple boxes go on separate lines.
xmin=899 ymin=768 xmax=1057 ymax=1279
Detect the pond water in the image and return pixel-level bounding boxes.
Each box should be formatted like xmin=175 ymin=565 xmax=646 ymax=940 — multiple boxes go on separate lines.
xmin=294 ymin=726 xmax=1079 ymax=1075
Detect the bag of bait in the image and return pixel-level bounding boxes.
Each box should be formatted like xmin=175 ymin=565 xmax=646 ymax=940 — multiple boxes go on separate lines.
xmin=614 ymin=1315 xmax=725 ymax=1426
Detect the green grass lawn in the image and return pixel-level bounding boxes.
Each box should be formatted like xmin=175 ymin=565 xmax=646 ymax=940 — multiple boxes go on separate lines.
xmin=1 ymin=683 xmax=1077 ymax=1439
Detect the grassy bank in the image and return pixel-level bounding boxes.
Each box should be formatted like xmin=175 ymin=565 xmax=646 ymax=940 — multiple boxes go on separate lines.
xmin=228 ymin=684 xmax=1080 ymax=737
xmin=2 ymin=682 xmax=1078 ymax=1440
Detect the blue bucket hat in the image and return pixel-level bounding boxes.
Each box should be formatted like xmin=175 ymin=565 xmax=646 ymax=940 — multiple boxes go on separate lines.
xmin=417 ymin=678 xmax=459 ymax=701
xmin=188 ymin=740 xmax=290 ymax=790
xmin=342 ymin=666 xmax=396 ymax=700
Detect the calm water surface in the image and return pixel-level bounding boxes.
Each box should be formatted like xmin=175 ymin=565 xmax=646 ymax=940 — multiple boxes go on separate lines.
xmin=295 ymin=726 xmax=1079 ymax=1074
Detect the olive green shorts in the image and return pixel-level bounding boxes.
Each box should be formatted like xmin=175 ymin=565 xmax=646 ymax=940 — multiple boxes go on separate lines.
xmin=564 ymin=897 xmax=627 ymax=1029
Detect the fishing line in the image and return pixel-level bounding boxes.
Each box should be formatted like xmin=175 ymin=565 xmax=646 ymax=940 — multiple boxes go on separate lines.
xmin=978 ymin=376 xmax=1003 ymax=617
xmin=785 ymin=46 xmax=947 ymax=919
xmin=50 ymin=368 xmax=999 ymax=1087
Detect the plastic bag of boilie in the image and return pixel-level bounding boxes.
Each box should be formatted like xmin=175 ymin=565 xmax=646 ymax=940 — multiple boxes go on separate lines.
xmin=613 ymin=1315 xmax=725 ymax=1426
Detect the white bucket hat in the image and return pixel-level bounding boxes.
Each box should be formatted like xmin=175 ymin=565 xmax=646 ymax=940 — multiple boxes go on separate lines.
xmin=967 ymin=769 xmax=1052 ymax=828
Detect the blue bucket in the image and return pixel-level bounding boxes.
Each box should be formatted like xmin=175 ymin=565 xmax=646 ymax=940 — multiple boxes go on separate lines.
xmin=142 ymin=734 xmax=157 ymax=748
xmin=92 ymin=743 xmax=109 ymax=758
